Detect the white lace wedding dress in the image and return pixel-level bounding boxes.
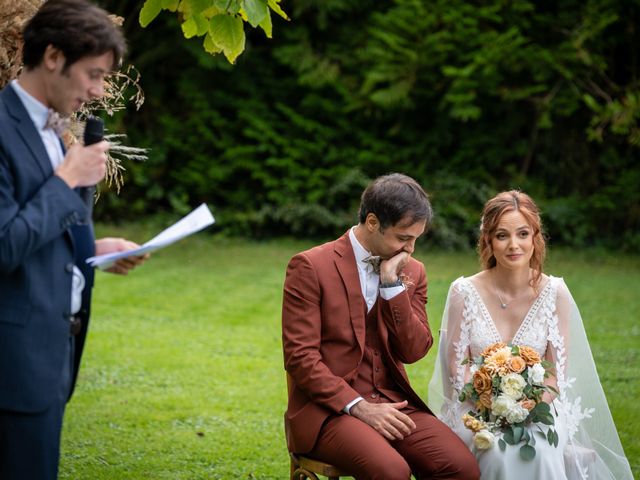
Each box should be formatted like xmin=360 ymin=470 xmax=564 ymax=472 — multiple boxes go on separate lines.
xmin=428 ymin=276 xmax=633 ymax=480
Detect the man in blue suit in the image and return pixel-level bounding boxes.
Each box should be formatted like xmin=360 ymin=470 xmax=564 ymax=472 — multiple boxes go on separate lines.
xmin=0 ymin=1 xmax=146 ymax=477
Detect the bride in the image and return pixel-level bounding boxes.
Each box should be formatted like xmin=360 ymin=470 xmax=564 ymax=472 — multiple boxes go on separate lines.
xmin=428 ymin=190 xmax=632 ymax=480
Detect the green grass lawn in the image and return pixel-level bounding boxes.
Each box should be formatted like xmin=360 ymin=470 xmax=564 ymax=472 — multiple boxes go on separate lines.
xmin=60 ymin=230 xmax=639 ymax=479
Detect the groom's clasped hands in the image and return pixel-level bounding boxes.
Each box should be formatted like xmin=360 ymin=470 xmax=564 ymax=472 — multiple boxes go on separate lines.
xmin=350 ymin=400 xmax=416 ymax=441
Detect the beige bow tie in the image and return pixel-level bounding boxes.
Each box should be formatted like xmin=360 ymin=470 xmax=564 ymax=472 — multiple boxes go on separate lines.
xmin=363 ymin=255 xmax=381 ymax=274
xmin=44 ymin=109 xmax=70 ymax=136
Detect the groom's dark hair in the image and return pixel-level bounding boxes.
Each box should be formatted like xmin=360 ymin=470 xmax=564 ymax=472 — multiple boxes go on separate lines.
xmin=358 ymin=173 xmax=432 ymax=230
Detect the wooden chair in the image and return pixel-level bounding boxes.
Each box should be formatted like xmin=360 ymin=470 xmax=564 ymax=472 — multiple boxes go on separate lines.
xmin=290 ymin=452 xmax=347 ymax=480
xmin=286 ymin=373 xmax=350 ymax=479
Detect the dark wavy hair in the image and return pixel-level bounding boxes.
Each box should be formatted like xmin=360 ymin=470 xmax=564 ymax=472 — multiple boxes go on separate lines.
xmin=358 ymin=173 xmax=433 ymax=230
xmin=22 ymin=0 xmax=126 ymax=71
xmin=477 ymin=190 xmax=546 ymax=287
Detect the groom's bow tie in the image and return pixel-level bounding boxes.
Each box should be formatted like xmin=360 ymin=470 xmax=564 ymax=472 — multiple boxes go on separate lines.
xmin=363 ymin=255 xmax=382 ymax=274
xmin=44 ymin=109 xmax=70 ymax=136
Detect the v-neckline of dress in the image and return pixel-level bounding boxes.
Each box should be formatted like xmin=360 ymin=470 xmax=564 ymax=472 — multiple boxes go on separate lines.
xmin=466 ymin=276 xmax=553 ymax=344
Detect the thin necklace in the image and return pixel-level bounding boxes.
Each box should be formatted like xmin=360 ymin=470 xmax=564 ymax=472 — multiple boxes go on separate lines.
xmin=496 ymin=290 xmax=508 ymax=309
xmin=492 ymin=269 xmax=526 ymax=309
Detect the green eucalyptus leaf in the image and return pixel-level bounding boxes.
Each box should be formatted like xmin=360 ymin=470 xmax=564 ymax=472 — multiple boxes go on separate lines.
xmin=534 ymin=402 xmax=551 ymax=415
xmin=520 ymin=444 xmax=536 ymax=461
xmin=503 ymin=428 xmax=516 ymax=445
xmin=539 ymin=413 xmax=555 ymax=426
xmin=513 ymin=426 xmax=524 ymax=444
xmin=498 ymin=438 xmax=506 ymax=451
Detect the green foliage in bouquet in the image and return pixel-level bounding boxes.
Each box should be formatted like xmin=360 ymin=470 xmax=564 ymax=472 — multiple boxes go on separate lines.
xmin=459 ymin=343 xmax=559 ymax=461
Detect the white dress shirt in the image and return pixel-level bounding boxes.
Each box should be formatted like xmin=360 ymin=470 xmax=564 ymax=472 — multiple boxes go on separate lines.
xmin=348 ymin=227 xmax=405 ymax=311
xmin=343 ymin=227 xmax=405 ymax=414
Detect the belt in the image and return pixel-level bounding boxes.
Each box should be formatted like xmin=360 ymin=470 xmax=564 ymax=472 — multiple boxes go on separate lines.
xmin=70 ymin=315 xmax=82 ymax=336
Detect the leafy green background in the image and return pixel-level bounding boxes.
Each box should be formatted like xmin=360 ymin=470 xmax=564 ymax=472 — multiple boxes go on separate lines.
xmin=98 ymin=0 xmax=639 ymax=251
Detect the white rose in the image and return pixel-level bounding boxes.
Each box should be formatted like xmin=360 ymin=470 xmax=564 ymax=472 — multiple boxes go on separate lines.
xmin=500 ymin=373 xmax=527 ymax=399
xmin=529 ymin=363 xmax=545 ymax=384
xmin=505 ymin=403 xmax=530 ymax=424
xmin=491 ymin=394 xmax=516 ymax=417
xmin=473 ymin=430 xmax=495 ymax=450
xmin=469 ymin=363 xmax=479 ymax=375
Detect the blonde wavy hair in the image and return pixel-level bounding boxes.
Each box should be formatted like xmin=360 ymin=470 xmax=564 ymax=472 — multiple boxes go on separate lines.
xmin=477 ymin=190 xmax=546 ymax=287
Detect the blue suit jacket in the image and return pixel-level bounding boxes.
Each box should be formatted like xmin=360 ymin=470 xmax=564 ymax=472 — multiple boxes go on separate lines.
xmin=0 ymin=84 xmax=95 ymax=413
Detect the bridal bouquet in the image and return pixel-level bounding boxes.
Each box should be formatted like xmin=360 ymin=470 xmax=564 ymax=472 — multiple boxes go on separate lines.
xmin=458 ymin=342 xmax=558 ymax=461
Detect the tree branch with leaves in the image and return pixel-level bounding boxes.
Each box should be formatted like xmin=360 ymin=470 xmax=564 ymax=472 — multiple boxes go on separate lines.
xmin=139 ymin=0 xmax=289 ymax=64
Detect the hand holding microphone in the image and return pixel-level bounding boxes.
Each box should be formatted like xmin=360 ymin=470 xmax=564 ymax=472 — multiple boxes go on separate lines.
xmin=55 ymin=116 xmax=109 ymax=189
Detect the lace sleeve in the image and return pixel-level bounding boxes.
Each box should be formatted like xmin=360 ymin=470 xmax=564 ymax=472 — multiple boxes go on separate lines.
xmin=428 ymin=278 xmax=470 ymax=422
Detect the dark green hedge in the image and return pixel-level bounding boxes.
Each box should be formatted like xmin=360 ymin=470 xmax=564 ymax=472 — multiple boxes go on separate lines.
xmin=98 ymin=0 xmax=640 ymax=251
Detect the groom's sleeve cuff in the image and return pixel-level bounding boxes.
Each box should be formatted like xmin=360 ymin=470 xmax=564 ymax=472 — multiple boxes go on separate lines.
xmin=343 ymin=396 xmax=364 ymax=415
xmin=380 ymin=284 xmax=405 ymax=300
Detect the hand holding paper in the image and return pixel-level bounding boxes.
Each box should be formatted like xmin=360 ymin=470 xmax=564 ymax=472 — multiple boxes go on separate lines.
xmin=94 ymin=238 xmax=148 ymax=275
xmin=86 ymin=204 xmax=215 ymax=270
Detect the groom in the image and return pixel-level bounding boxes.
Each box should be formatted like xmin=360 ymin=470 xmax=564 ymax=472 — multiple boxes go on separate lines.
xmin=282 ymin=173 xmax=479 ymax=479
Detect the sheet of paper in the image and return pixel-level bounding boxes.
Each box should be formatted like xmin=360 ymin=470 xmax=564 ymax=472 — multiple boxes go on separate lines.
xmin=86 ymin=203 xmax=215 ymax=270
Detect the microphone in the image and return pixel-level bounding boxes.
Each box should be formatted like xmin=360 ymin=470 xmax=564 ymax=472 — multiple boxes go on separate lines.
xmin=81 ymin=116 xmax=105 ymax=214
xmin=83 ymin=116 xmax=104 ymax=146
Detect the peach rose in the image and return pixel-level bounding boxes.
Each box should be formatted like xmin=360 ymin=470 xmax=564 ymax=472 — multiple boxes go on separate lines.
xmin=520 ymin=399 xmax=536 ymax=411
xmin=462 ymin=414 xmax=485 ymax=433
xmin=473 ymin=368 xmax=493 ymax=394
xmin=477 ymin=391 xmax=493 ymax=411
xmin=508 ymin=356 xmax=527 ymax=373
xmin=518 ymin=345 xmax=541 ymax=366
xmin=484 ymin=347 xmax=512 ymax=376
xmin=481 ymin=342 xmax=507 ymax=358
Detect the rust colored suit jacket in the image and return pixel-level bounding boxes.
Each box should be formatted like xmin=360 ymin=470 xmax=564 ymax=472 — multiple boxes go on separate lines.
xmin=282 ymin=231 xmax=434 ymax=454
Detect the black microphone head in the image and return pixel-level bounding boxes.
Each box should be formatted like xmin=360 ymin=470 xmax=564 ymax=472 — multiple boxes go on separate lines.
xmin=83 ymin=116 xmax=104 ymax=146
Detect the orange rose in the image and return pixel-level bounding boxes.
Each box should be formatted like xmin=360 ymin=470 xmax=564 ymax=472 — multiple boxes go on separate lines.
xmin=473 ymin=368 xmax=493 ymax=394
xmin=481 ymin=342 xmax=507 ymax=358
xmin=508 ymin=356 xmax=527 ymax=373
xmin=520 ymin=399 xmax=536 ymax=411
xmin=518 ymin=345 xmax=541 ymax=366
xmin=476 ymin=391 xmax=493 ymax=411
